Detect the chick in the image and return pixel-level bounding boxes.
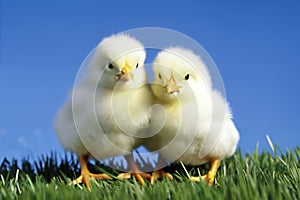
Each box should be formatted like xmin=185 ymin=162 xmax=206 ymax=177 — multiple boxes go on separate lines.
xmin=55 ymin=34 xmax=152 ymax=190
xmin=145 ymin=47 xmax=240 ymax=185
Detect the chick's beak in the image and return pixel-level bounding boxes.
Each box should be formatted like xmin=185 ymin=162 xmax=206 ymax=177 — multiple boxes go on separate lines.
xmin=118 ymin=63 xmax=133 ymax=81
xmin=165 ymin=75 xmax=181 ymax=94
xmin=121 ymin=64 xmax=132 ymax=74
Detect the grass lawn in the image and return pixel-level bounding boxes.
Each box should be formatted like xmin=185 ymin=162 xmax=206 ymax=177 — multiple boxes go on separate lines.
xmin=0 ymin=147 xmax=299 ymax=200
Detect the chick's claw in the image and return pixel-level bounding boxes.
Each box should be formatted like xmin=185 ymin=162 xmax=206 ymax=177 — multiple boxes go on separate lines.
xmin=150 ymin=170 xmax=173 ymax=184
xmin=69 ymin=173 xmax=112 ymax=191
xmin=190 ymin=174 xmax=216 ymax=185
xmin=68 ymin=155 xmax=112 ymax=191
xmin=117 ymin=172 xmax=152 ymax=186
xmin=190 ymin=159 xmax=220 ymax=186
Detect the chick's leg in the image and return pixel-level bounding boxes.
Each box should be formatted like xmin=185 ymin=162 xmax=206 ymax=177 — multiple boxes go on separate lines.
xmin=150 ymin=155 xmax=173 ymax=184
xmin=69 ymin=154 xmax=112 ymax=191
xmin=190 ymin=159 xmax=220 ymax=186
xmin=117 ymin=154 xmax=151 ymax=186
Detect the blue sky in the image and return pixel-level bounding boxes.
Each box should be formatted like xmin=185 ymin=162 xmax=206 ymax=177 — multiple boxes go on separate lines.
xmin=0 ymin=1 xmax=299 ymax=161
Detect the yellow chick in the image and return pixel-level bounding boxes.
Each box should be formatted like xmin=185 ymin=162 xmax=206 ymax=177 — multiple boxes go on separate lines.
xmin=55 ymin=34 xmax=152 ymax=190
xmin=145 ymin=47 xmax=240 ymax=185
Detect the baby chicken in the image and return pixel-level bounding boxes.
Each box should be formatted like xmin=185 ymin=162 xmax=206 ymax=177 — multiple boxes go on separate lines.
xmin=145 ymin=47 xmax=240 ymax=185
xmin=55 ymin=34 xmax=152 ymax=190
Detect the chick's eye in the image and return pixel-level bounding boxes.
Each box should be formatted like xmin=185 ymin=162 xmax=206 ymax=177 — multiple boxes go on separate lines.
xmin=108 ymin=63 xmax=114 ymax=69
xmin=136 ymin=63 xmax=139 ymax=68
xmin=158 ymin=73 xmax=162 ymax=79
xmin=184 ymin=73 xmax=190 ymax=80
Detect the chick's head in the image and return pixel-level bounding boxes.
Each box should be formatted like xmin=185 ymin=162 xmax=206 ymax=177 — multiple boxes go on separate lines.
xmin=151 ymin=47 xmax=211 ymax=103
xmin=91 ymin=34 xmax=147 ymax=90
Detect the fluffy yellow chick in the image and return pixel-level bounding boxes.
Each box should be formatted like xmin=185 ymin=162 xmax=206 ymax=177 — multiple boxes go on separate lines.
xmin=55 ymin=34 xmax=152 ymax=190
xmin=145 ymin=47 xmax=240 ymax=185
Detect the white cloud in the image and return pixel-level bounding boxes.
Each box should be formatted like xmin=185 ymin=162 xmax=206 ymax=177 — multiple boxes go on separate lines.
xmin=17 ymin=136 xmax=28 ymax=148
xmin=33 ymin=129 xmax=42 ymax=138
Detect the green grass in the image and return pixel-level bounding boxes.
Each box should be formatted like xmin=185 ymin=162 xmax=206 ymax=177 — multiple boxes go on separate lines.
xmin=0 ymin=147 xmax=299 ymax=200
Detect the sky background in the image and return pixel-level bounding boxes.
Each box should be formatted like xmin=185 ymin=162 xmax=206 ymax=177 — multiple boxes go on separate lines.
xmin=0 ymin=1 xmax=299 ymax=162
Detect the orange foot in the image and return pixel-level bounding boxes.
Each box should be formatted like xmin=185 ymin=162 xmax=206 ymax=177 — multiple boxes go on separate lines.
xmin=190 ymin=159 xmax=220 ymax=186
xmin=69 ymin=155 xmax=112 ymax=191
xmin=117 ymin=154 xmax=151 ymax=185
xmin=150 ymin=169 xmax=173 ymax=184
xmin=117 ymin=172 xmax=151 ymax=185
